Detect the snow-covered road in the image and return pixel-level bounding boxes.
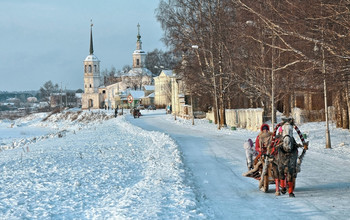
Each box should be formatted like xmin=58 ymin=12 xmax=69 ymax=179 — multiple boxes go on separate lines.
xmin=1 ymin=109 xmax=349 ymax=219
xmin=129 ymin=110 xmax=350 ymax=220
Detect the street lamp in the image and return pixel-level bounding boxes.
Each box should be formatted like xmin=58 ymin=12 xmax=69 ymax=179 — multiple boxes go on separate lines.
xmin=321 ymin=45 xmax=332 ymax=149
xmin=192 ymin=45 xmax=220 ymax=129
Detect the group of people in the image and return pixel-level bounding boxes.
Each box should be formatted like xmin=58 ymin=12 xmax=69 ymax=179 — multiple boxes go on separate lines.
xmin=244 ymin=123 xmax=295 ymax=196
xmin=244 ymin=123 xmax=278 ymax=170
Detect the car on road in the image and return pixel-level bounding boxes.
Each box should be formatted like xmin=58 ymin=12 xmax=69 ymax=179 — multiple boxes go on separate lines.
xmin=136 ymin=104 xmax=145 ymax=110
xmin=147 ymin=105 xmax=156 ymax=110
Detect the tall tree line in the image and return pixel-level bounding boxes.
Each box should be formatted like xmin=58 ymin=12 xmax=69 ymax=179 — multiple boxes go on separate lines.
xmin=156 ymin=0 xmax=350 ymax=129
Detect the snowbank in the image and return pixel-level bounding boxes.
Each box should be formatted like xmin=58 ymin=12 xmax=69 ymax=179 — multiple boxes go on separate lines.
xmin=0 ymin=110 xmax=203 ymax=219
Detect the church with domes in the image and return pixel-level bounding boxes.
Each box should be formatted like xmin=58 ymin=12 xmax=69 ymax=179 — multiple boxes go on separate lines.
xmin=81 ymin=22 xmax=154 ymax=110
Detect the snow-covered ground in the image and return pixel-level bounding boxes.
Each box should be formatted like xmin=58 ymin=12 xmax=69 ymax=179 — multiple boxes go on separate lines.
xmin=1 ymin=109 xmax=349 ymax=219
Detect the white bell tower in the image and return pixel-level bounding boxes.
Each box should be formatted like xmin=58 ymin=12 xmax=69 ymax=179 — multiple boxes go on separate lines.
xmin=84 ymin=21 xmax=101 ymax=94
xmin=132 ymin=23 xmax=146 ymax=68
xmin=82 ymin=20 xmax=103 ymax=110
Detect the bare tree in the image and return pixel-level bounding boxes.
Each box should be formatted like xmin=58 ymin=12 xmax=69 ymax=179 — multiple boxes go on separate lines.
xmin=39 ymin=80 xmax=59 ymax=109
xmin=157 ymin=0 xmax=350 ymax=130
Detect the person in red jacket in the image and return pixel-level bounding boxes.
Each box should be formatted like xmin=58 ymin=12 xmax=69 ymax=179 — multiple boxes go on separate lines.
xmin=255 ymin=123 xmax=281 ymax=195
xmin=255 ymin=123 xmax=273 ymax=155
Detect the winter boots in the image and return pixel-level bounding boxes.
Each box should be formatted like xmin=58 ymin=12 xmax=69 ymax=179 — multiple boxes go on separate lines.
xmin=276 ymin=179 xmax=295 ymax=197
xmin=288 ymin=181 xmax=295 ymax=197
xmin=280 ymin=179 xmax=287 ymax=194
xmin=275 ymin=179 xmax=280 ymax=196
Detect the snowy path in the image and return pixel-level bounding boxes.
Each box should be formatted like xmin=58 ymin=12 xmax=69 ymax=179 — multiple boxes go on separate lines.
xmin=128 ymin=110 xmax=350 ymax=220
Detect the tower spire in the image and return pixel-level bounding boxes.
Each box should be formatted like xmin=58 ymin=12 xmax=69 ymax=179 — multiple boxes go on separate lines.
xmin=136 ymin=23 xmax=142 ymax=50
xmin=137 ymin=23 xmax=141 ymax=41
xmin=90 ymin=19 xmax=94 ymax=55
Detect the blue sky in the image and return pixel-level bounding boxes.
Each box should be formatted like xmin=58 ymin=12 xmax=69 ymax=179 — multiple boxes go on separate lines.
xmin=0 ymin=0 xmax=165 ymax=92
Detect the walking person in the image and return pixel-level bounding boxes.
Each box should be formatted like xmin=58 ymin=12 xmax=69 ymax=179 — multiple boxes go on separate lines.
xmin=114 ymin=105 xmax=118 ymax=118
xmin=244 ymin=139 xmax=257 ymax=170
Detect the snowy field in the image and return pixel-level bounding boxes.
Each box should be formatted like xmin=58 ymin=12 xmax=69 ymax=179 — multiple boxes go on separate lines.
xmin=1 ymin=109 xmax=350 ymax=219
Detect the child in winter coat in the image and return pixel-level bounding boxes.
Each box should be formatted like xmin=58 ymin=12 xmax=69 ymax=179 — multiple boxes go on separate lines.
xmin=244 ymin=139 xmax=257 ymax=170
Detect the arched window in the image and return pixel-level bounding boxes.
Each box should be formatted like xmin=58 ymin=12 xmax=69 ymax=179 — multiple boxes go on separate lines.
xmin=137 ymin=59 xmax=139 ymax=65
xmin=84 ymin=65 xmax=87 ymax=73
xmin=94 ymin=65 xmax=97 ymax=72
xmin=88 ymin=65 xmax=92 ymax=73
xmin=90 ymin=84 xmax=92 ymax=88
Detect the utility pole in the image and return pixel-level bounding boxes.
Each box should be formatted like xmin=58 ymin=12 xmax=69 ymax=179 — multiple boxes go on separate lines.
xmin=321 ymin=1 xmax=331 ymax=149
xmin=271 ymin=32 xmax=276 ymax=129
xmin=218 ymin=43 xmax=224 ymax=128
xmin=60 ymin=82 xmax=63 ymax=110
xmin=322 ymin=45 xmax=331 ymax=149
xmin=172 ymin=73 xmax=177 ymax=120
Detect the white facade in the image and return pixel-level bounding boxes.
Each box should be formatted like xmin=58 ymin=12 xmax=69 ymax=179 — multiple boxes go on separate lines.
xmin=154 ymin=70 xmax=173 ymax=106
xmin=83 ymin=55 xmax=101 ymax=93
xmin=105 ymin=83 xmax=120 ymax=109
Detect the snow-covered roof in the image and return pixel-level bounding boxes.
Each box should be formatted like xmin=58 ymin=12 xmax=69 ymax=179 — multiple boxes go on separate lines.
xmin=1 ymin=103 xmax=15 ymax=106
xmin=144 ymin=85 xmax=154 ymax=91
xmin=147 ymin=92 xmax=155 ymax=98
xmin=51 ymin=93 xmax=66 ymax=96
xmin=127 ymin=67 xmax=153 ymax=77
xmin=133 ymin=50 xmax=146 ymax=54
xmin=6 ymin=98 xmax=20 ymax=101
xmin=161 ymin=70 xmax=173 ymax=77
xmin=84 ymin=54 xmax=100 ymax=62
xmin=129 ymin=90 xmax=145 ymax=99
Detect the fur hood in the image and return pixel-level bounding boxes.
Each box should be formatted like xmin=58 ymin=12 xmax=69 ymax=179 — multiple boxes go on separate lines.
xmin=260 ymin=123 xmax=270 ymax=132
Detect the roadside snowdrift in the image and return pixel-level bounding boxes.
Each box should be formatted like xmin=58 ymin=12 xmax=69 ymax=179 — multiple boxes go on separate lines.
xmin=0 ymin=111 xmax=203 ymax=219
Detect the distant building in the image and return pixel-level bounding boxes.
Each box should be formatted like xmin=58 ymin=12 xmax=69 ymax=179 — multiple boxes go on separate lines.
xmin=6 ymin=98 xmax=20 ymax=107
xmin=80 ymin=22 xmax=158 ymax=110
xmin=141 ymin=85 xmax=154 ymax=106
xmin=50 ymin=92 xmax=81 ymax=108
xmin=118 ymin=24 xmax=153 ymax=91
xmin=171 ymin=74 xmax=191 ymax=118
xmin=102 ymin=24 xmax=154 ymax=109
xmin=154 ymin=70 xmax=173 ymax=107
xmin=27 ymin=97 xmax=38 ymax=103
xmin=104 ymin=83 xmax=120 ymax=109
xmin=143 ymin=85 xmax=154 ymax=97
